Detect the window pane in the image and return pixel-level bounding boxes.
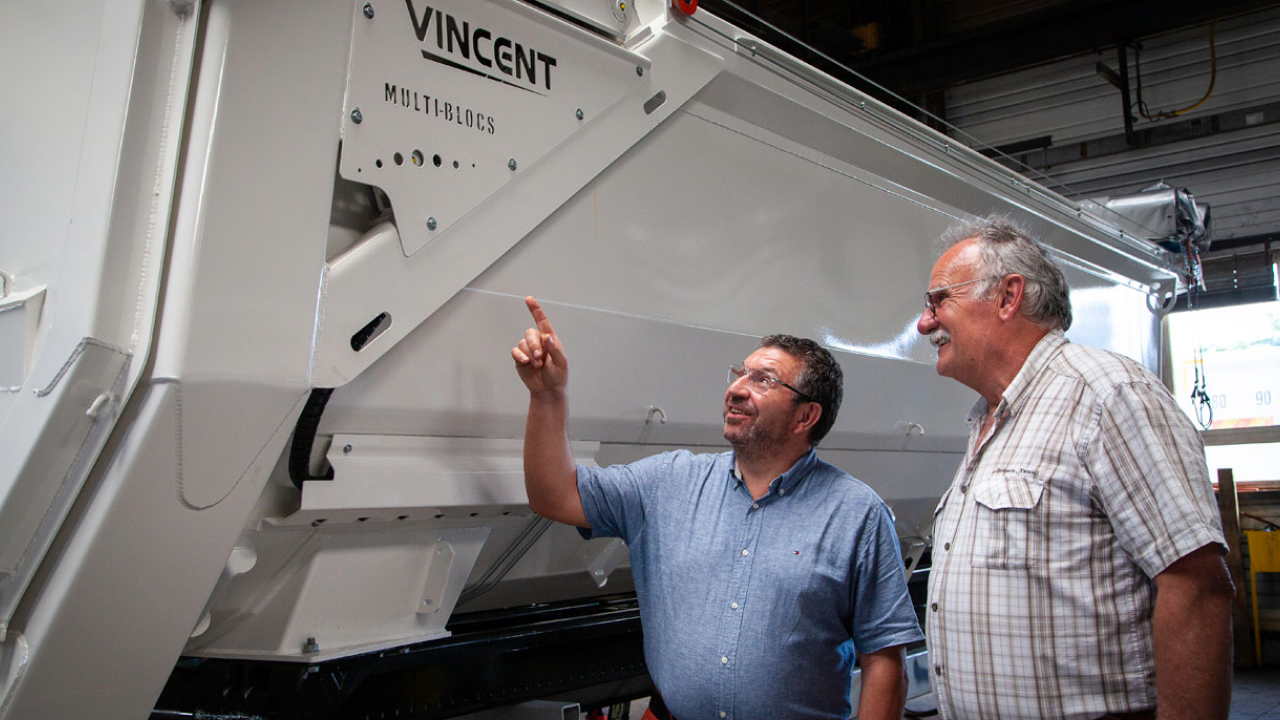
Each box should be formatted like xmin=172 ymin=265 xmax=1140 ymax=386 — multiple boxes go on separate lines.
xmin=1205 ymin=443 xmax=1280 ymax=483
xmin=1167 ymin=300 xmax=1280 ymax=429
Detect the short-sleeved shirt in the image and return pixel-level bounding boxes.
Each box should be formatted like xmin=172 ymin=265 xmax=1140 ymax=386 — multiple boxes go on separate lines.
xmin=928 ymin=330 xmax=1226 ymax=720
xmin=577 ymin=448 xmax=922 ymax=720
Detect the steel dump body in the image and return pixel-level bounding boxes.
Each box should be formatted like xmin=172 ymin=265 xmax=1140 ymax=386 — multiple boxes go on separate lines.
xmin=0 ymin=1 xmax=1178 ymax=717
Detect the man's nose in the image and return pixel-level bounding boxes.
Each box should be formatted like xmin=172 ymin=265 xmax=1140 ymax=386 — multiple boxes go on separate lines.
xmin=917 ymin=309 xmax=938 ymax=335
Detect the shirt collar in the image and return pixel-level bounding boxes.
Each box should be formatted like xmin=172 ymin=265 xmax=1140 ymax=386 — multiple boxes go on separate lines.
xmin=966 ymin=330 xmax=1069 ymax=426
xmin=730 ymin=448 xmax=818 ymax=495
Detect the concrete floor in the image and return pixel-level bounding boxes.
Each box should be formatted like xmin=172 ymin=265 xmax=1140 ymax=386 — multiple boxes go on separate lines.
xmin=1231 ymin=667 xmax=1280 ymax=720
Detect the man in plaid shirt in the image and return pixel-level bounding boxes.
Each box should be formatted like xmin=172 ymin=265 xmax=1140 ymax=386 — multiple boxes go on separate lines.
xmin=917 ymin=215 xmax=1234 ymax=720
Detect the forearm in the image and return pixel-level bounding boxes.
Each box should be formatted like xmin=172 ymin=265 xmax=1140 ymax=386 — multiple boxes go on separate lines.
xmin=856 ymin=646 xmax=907 ymax=720
xmin=524 ymin=389 xmax=586 ymax=526
xmin=1153 ymin=547 xmax=1234 ymax=720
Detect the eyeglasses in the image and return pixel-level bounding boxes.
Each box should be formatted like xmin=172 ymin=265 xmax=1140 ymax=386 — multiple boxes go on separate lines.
xmin=924 ymin=278 xmax=986 ymax=318
xmin=728 ymin=364 xmax=814 ymax=402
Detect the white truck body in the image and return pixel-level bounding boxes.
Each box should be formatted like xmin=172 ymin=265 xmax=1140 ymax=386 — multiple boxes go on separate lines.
xmin=1 ymin=0 xmax=1179 ymax=717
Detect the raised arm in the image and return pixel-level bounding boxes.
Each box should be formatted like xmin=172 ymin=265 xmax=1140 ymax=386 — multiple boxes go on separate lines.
xmin=511 ymin=297 xmax=588 ymax=527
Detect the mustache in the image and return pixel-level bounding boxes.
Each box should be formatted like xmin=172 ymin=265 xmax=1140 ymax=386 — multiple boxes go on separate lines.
xmin=929 ymin=329 xmax=951 ymax=348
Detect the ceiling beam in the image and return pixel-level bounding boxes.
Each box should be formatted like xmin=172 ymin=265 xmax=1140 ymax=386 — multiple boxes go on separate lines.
xmin=844 ymin=0 xmax=1280 ymax=93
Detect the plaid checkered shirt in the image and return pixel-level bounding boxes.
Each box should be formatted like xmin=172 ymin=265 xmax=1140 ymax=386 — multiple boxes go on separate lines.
xmin=927 ymin=330 xmax=1226 ymax=720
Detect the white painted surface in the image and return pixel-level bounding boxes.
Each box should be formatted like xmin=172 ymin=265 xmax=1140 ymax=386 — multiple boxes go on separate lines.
xmin=0 ymin=1 xmax=1182 ymax=717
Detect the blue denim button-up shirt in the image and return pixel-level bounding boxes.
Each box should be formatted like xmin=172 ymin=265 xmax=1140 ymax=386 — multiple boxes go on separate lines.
xmin=578 ymin=449 xmax=922 ymax=720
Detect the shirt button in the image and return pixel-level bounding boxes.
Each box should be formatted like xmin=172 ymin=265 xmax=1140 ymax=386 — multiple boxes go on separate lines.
xmin=721 ymin=656 xmax=729 ymax=665
xmin=778 ymin=488 xmax=785 ymax=495
xmin=720 ymin=713 xmax=727 ymax=718
xmin=731 ymin=601 xmax=739 ymax=609
xmin=930 ymin=602 xmax=938 ymax=612
xmin=935 ymin=665 xmax=943 ymax=676
xmin=961 ymin=485 xmax=969 ymax=493
xmin=741 ymin=549 xmax=749 ymax=556
xmin=751 ymin=503 xmax=759 ymax=509
xmin=944 ymin=542 xmax=951 ymax=551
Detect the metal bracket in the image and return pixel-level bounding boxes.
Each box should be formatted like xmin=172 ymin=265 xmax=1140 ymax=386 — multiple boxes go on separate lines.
xmin=646 ymin=405 xmax=667 ymax=424
xmin=902 ymin=540 xmax=927 ymax=580
xmin=1096 ymin=41 xmax=1141 ymax=148
xmin=315 ymin=29 xmax=724 ymax=387
xmin=1146 ymin=283 xmax=1178 ymax=317
xmin=418 ymin=541 xmax=454 ymax=615
xmin=581 ymin=538 xmax=629 ymax=589
xmin=894 ymin=420 xmax=924 ymax=436
xmin=0 ymin=283 xmax=47 ymax=391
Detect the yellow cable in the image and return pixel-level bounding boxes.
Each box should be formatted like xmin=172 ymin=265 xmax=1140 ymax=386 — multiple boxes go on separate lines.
xmin=1167 ymin=18 xmax=1218 ymax=117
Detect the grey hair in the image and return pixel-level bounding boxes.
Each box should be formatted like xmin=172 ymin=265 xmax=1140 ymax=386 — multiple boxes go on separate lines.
xmin=939 ymin=214 xmax=1073 ymax=331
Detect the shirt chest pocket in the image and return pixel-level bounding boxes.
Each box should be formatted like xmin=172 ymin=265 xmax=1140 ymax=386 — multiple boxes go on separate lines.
xmin=970 ymin=475 xmax=1046 ymax=571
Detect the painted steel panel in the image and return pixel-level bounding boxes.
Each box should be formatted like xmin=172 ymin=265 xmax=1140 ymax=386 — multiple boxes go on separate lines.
xmin=339 ymin=0 xmax=652 ymax=254
xmin=0 ymin=0 xmax=198 ymax=647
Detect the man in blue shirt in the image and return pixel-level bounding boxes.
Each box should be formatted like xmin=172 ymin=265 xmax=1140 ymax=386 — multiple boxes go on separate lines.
xmin=511 ymin=297 xmax=922 ymax=720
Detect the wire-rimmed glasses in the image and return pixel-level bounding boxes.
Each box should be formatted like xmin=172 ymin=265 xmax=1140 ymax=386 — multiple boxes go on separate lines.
xmin=727 ymin=364 xmax=814 ymax=401
xmin=924 ymin=278 xmax=986 ymax=318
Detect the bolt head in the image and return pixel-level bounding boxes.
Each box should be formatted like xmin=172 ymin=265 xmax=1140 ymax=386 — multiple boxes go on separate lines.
xmin=575 ymin=108 xmax=584 ymax=120
xmin=362 ymin=2 xmax=374 ymax=18
xmin=350 ymin=108 xmax=363 ymax=124
xmin=636 ymin=65 xmax=644 ymax=77
xmin=427 ymin=217 xmax=438 ymax=230
xmin=508 ymin=158 xmax=518 ymax=171
xmin=343 ymin=444 xmax=352 ymax=454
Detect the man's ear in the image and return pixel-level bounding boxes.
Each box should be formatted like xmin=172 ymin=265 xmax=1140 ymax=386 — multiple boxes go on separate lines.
xmin=996 ymin=274 xmax=1026 ymax=321
xmin=793 ymin=402 xmax=822 ymax=437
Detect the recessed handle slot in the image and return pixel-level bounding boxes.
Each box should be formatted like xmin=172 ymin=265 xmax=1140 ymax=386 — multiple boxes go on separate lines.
xmin=350 ymin=311 xmax=391 ymax=351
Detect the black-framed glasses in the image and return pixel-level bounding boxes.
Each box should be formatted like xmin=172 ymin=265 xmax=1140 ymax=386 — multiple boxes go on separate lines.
xmin=924 ymin=278 xmax=985 ymax=318
xmin=728 ymin=364 xmax=814 ymax=402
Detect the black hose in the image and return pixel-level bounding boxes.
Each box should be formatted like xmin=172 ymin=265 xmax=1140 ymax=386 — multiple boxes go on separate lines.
xmin=288 ymin=388 xmax=335 ymax=489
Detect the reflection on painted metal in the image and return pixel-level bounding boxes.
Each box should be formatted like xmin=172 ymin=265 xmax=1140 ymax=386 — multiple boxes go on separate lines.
xmin=821 ymin=321 xmax=928 ymax=363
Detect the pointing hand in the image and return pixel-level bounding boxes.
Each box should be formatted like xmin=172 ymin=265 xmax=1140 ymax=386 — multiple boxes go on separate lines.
xmin=511 ymin=296 xmax=568 ymax=396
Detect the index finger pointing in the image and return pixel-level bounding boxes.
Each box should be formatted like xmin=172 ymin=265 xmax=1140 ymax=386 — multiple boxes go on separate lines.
xmin=525 ymin=296 xmax=557 ymax=337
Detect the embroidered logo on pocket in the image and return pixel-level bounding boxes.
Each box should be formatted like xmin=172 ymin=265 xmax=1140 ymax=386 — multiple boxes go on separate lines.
xmin=993 ymin=467 xmax=1039 ymax=480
